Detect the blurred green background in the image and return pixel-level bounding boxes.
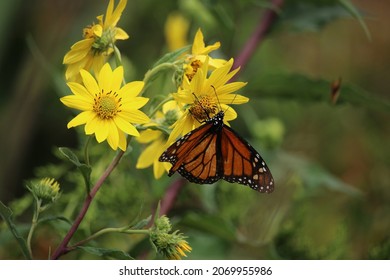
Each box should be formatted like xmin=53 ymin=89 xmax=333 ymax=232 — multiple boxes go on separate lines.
xmin=0 ymin=0 xmax=389 ymax=259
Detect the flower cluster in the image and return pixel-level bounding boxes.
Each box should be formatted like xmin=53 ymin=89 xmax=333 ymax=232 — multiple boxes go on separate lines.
xmin=136 ymin=29 xmax=249 ymax=178
xmin=59 ymin=0 xmax=251 ymax=260
xmin=61 ymin=0 xmax=149 ymax=151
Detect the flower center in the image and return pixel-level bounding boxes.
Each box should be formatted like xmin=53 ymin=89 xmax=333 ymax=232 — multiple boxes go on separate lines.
xmin=185 ymin=59 xmax=202 ymax=81
xmin=83 ymin=25 xmax=96 ymax=39
xmin=189 ymin=95 xmax=218 ymax=122
xmin=93 ymin=90 xmax=121 ymax=119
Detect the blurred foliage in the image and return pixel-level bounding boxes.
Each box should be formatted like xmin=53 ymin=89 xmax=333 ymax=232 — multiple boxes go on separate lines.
xmin=0 ymin=0 xmax=389 ymax=260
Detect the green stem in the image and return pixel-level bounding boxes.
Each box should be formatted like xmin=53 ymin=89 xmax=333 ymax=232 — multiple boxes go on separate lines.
xmin=113 ymin=45 xmax=126 ymax=86
xmin=84 ymin=136 xmax=92 ymax=166
xmin=141 ymin=62 xmax=180 ymax=96
xmin=69 ymin=227 xmax=150 ymax=249
xmin=51 ymin=150 xmax=126 ymax=259
xmin=26 ymin=198 xmax=42 ymax=258
xmin=148 ymin=95 xmax=173 ymax=119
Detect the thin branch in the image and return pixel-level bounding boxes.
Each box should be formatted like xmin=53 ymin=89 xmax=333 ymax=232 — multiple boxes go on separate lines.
xmin=233 ymin=0 xmax=285 ymax=71
xmin=160 ymin=178 xmax=187 ymax=216
xmin=51 ymin=150 xmax=125 ymax=259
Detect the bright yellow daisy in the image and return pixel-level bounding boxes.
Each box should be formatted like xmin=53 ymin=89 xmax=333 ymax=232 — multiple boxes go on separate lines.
xmin=184 ymin=28 xmax=227 ymax=82
xmin=60 ymin=63 xmax=150 ymax=151
xmin=63 ymin=0 xmax=129 ymax=82
xmin=136 ymin=101 xmax=182 ymax=178
xmin=170 ymin=57 xmax=248 ymax=140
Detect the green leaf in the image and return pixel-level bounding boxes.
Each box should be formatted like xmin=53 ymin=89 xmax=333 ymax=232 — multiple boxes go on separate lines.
xmin=339 ymin=0 xmax=371 ymax=40
xmin=152 ymin=45 xmax=190 ymax=68
xmin=280 ymin=0 xmax=370 ymax=34
xmin=0 ymin=201 xmax=31 ymax=259
xmin=131 ymin=215 xmax=152 ymax=230
xmin=59 ymin=147 xmax=81 ymax=166
xmin=58 ymin=147 xmax=92 ymax=192
xmin=77 ymin=246 xmax=133 ymax=260
xmin=247 ymin=73 xmax=390 ymax=111
xmin=277 ymin=151 xmax=362 ymax=196
xmin=78 ymin=163 xmax=92 ymax=192
xmin=281 ymin=0 xmax=348 ymax=32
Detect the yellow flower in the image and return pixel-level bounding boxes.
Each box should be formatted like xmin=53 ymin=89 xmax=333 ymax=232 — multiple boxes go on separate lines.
xmin=184 ymin=28 xmax=227 ymax=82
xmin=170 ymin=57 xmax=248 ymax=140
xmin=63 ymin=0 xmax=129 ymax=82
xmin=164 ymin=12 xmax=190 ymax=51
xmin=60 ymin=63 xmax=150 ymax=151
xmin=136 ymin=101 xmax=182 ymax=178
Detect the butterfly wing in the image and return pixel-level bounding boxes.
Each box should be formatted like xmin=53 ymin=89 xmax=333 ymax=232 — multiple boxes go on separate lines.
xmin=220 ymin=125 xmax=274 ymax=193
xmin=159 ymin=121 xmax=222 ymax=184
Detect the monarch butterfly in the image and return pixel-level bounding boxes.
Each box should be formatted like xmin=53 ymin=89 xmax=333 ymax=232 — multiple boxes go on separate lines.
xmin=159 ymin=110 xmax=274 ymax=193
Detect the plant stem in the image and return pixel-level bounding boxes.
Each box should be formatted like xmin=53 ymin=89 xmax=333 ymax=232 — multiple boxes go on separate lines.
xmin=26 ymin=198 xmax=41 ymax=258
xmin=233 ymin=0 xmax=284 ymax=72
xmin=51 ymin=150 xmax=125 ymax=259
xmin=141 ymin=62 xmax=180 ymax=96
xmin=68 ymin=227 xmax=150 ymax=250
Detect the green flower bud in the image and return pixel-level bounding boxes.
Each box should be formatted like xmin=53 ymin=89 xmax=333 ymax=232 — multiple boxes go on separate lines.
xmin=27 ymin=177 xmax=60 ymax=204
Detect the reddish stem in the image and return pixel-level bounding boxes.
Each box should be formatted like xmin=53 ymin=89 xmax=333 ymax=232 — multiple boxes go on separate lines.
xmin=51 ymin=151 xmax=125 ymax=259
xmin=160 ymin=178 xmax=186 ymax=216
xmin=233 ymin=0 xmax=285 ymax=71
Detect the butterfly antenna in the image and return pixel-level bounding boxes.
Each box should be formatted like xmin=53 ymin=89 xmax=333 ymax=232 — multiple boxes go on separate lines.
xmin=211 ymin=85 xmax=222 ymax=112
xmin=211 ymin=85 xmax=238 ymax=115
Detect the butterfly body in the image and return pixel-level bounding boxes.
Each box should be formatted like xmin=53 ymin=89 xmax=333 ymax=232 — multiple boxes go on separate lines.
xmin=159 ymin=111 xmax=274 ymax=193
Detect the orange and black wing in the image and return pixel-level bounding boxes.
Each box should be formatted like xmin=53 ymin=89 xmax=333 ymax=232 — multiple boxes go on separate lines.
xmin=159 ymin=122 xmax=223 ymax=184
xmin=220 ymin=125 xmax=274 ymax=193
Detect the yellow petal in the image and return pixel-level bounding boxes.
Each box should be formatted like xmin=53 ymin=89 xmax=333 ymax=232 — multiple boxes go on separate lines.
xmin=121 ymin=97 xmax=149 ymax=110
xmin=137 ymin=129 xmax=162 ymax=143
xmin=192 ymin=29 xmax=205 ymax=55
xmin=63 ymin=39 xmax=93 ymax=64
xmin=80 ymin=69 xmax=100 ymax=95
xmin=111 ymin=66 xmax=124 ymax=93
xmin=105 ymin=0 xmax=127 ymax=28
xmin=192 ymin=29 xmax=220 ymax=55
xmin=114 ymin=27 xmax=129 ymax=40
xmin=136 ymin=139 xmax=162 ymax=168
xmin=106 ymin=121 xmax=120 ymax=150
xmin=113 ymin=116 xmax=140 ymax=136
xmin=217 ymin=82 xmax=247 ymax=96
xmin=67 ymin=111 xmax=95 ymax=128
xmin=94 ymin=119 xmax=109 ymax=143
xmin=104 ymin=0 xmax=114 ymax=28
xmin=65 ymin=59 xmax=87 ymax=81
xmin=60 ymin=95 xmax=92 ymax=111
xmin=91 ymin=55 xmax=106 ymax=78
xmin=218 ymin=93 xmax=249 ymax=104
xmin=118 ymin=130 xmax=127 ymax=151
xmin=67 ymin=82 xmax=94 ymax=98
xmin=207 ymin=59 xmax=234 ymax=89
xmin=221 ymin=104 xmax=237 ymax=121
xmin=118 ymin=110 xmax=150 ymax=124
xmin=118 ymin=81 xmax=144 ymax=99
xmin=173 ymin=90 xmax=193 ymax=104
xmin=98 ymin=63 xmax=113 ymax=92
xmin=153 ymin=161 xmax=167 ymax=179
